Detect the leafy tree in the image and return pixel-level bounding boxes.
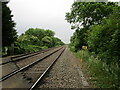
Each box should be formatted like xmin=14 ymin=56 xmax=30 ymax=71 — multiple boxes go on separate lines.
xmin=66 ymin=2 xmax=116 ymax=30
xmin=70 ymin=28 xmax=87 ymax=52
xmin=66 ymin=2 xmax=117 ymax=51
xmin=41 ymin=36 xmax=53 ymax=48
xmin=25 ymin=28 xmax=45 ymax=41
xmin=45 ymin=30 xmax=55 ymax=37
xmin=2 ymin=2 xmax=17 ymax=47
xmin=41 ymin=36 xmax=64 ymax=48
xmin=52 ymin=37 xmax=64 ymax=46
xmin=18 ymin=34 xmax=40 ymax=45
xmin=66 ymin=2 xmax=120 ymax=88
xmin=15 ymin=28 xmax=64 ymax=54
xmin=87 ymin=6 xmax=120 ymax=64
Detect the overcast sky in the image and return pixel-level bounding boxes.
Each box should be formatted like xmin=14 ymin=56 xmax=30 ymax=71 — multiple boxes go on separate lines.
xmin=8 ymin=0 xmax=74 ymax=44
xmin=7 ymin=0 xmax=119 ymax=44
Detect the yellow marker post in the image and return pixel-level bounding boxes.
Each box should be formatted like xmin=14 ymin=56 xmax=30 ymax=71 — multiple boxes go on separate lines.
xmin=80 ymin=46 xmax=87 ymax=62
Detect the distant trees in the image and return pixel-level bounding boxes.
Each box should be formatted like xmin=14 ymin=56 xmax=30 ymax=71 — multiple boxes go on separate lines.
xmin=15 ymin=28 xmax=64 ymax=54
xmin=42 ymin=36 xmax=53 ymax=48
xmin=2 ymin=2 xmax=64 ymax=56
xmin=2 ymin=2 xmax=17 ymax=55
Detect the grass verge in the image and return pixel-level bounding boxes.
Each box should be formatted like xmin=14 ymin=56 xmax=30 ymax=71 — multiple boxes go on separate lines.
xmin=74 ymin=49 xmax=119 ymax=88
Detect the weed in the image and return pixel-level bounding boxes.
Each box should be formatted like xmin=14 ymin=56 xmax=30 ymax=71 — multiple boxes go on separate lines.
xmin=74 ymin=49 xmax=119 ymax=88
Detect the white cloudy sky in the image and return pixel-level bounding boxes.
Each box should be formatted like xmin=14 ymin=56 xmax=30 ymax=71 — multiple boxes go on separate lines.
xmin=7 ymin=0 xmax=119 ymax=44
xmin=8 ymin=0 xmax=74 ymax=44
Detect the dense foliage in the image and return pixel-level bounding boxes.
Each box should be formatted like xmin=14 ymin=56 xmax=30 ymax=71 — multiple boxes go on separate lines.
xmin=2 ymin=2 xmax=17 ymax=55
xmin=87 ymin=7 xmax=120 ymax=64
xmin=66 ymin=2 xmax=119 ymax=88
xmin=66 ymin=2 xmax=119 ymax=63
xmin=75 ymin=49 xmax=119 ymax=88
xmin=13 ymin=28 xmax=64 ymax=54
xmin=66 ymin=2 xmax=116 ymax=29
xmin=66 ymin=2 xmax=117 ymax=51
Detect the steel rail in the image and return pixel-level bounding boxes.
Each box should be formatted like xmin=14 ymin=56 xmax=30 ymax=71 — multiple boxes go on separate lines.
xmin=11 ymin=47 xmax=56 ymax=59
xmin=0 ymin=47 xmax=63 ymax=82
xmin=11 ymin=49 xmax=50 ymax=62
xmin=29 ymin=47 xmax=65 ymax=90
xmin=0 ymin=47 xmax=57 ymax=65
xmin=11 ymin=46 xmax=58 ymax=59
xmin=0 ymin=50 xmax=47 ymax=65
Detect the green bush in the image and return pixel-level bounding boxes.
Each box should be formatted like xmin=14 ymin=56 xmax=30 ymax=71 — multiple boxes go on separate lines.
xmin=87 ymin=7 xmax=120 ymax=64
xmin=74 ymin=49 xmax=119 ymax=88
xmin=69 ymin=46 xmax=76 ymax=52
xmin=9 ymin=28 xmax=64 ymax=55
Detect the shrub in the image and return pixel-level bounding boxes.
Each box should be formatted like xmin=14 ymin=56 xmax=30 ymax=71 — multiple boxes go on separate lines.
xmin=74 ymin=49 xmax=119 ymax=88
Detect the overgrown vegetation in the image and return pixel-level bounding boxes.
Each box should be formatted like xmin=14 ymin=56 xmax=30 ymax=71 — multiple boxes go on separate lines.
xmin=3 ymin=28 xmax=64 ymax=56
xmin=2 ymin=2 xmax=64 ymax=56
xmin=66 ymin=2 xmax=119 ymax=88
xmin=14 ymin=28 xmax=64 ymax=54
xmin=75 ymin=49 xmax=119 ymax=88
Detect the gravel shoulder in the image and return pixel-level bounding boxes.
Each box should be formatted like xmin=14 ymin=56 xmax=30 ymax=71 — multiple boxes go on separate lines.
xmin=39 ymin=46 xmax=89 ymax=88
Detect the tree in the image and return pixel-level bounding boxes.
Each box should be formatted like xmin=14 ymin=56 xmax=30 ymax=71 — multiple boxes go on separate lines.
xmin=70 ymin=28 xmax=87 ymax=52
xmin=41 ymin=36 xmax=53 ymax=48
xmin=2 ymin=2 xmax=17 ymax=47
xmin=16 ymin=28 xmax=64 ymax=54
xmin=18 ymin=34 xmax=40 ymax=45
xmin=25 ymin=28 xmax=45 ymax=41
xmin=65 ymin=2 xmax=117 ymax=51
xmin=45 ymin=29 xmax=55 ymax=37
xmin=52 ymin=37 xmax=64 ymax=46
xmin=66 ymin=2 xmax=116 ymax=30
xmin=87 ymin=6 xmax=120 ymax=64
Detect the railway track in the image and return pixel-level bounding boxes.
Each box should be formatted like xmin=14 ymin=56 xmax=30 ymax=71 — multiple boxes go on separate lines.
xmin=29 ymin=47 xmax=65 ymax=90
xmin=1 ymin=47 xmax=58 ymax=79
xmin=0 ymin=46 xmax=63 ymax=81
xmin=1 ymin=46 xmax=65 ymax=89
xmin=0 ymin=47 xmax=57 ymax=65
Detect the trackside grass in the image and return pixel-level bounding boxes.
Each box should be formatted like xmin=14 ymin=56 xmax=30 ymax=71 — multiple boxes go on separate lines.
xmin=74 ymin=49 xmax=119 ymax=88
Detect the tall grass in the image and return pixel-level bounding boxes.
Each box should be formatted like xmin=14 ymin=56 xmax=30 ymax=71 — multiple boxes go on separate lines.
xmin=75 ymin=49 xmax=119 ymax=88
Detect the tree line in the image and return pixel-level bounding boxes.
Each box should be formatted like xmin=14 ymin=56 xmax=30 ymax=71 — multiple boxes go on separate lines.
xmin=66 ymin=2 xmax=120 ymax=65
xmin=66 ymin=2 xmax=120 ymax=88
xmin=14 ymin=28 xmax=64 ymax=54
xmin=2 ymin=2 xmax=64 ymax=56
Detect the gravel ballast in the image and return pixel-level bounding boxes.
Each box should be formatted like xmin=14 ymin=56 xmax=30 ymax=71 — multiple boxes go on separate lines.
xmin=38 ymin=47 xmax=89 ymax=88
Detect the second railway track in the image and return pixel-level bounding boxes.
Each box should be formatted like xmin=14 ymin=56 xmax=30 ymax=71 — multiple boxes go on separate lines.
xmin=1 ymin=46 xmax=65 ymax=89
xmin=1 ymin=47 xmax=59 ymax=80
xmin=1 ymin=47 xmax=57 ymax=65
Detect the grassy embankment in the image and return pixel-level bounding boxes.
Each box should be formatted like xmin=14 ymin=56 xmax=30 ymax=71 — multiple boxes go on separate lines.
xmin=69 ymin=45 xmax=119 ymax=88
